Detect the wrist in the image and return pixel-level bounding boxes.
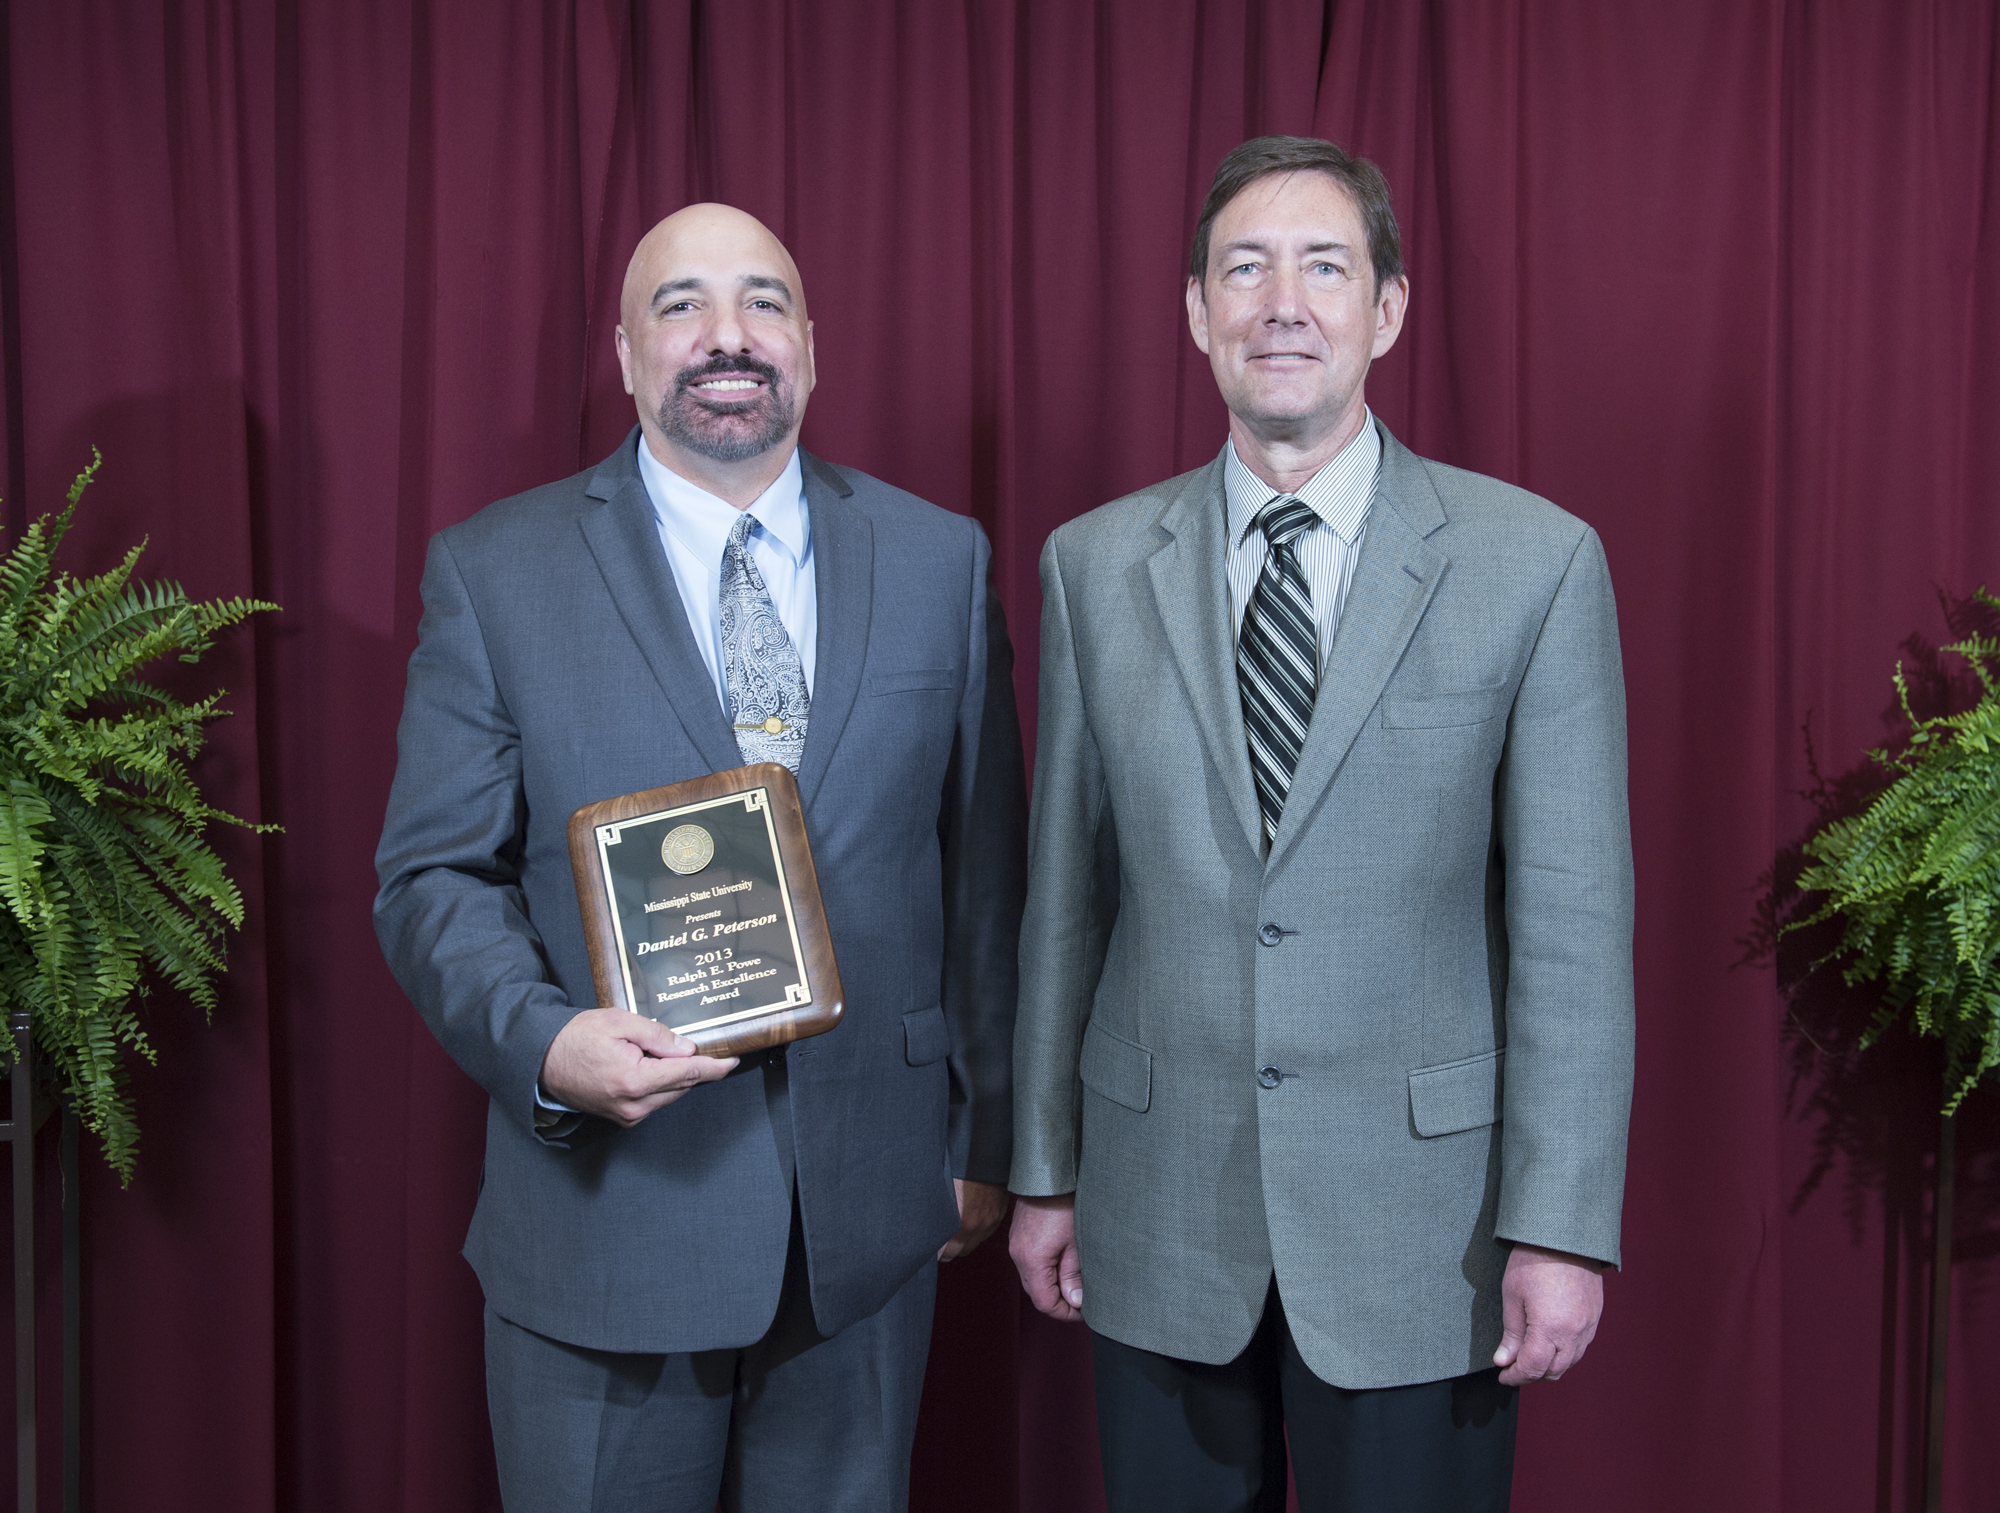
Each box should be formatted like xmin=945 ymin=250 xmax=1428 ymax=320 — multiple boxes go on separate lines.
xmin=1510 ymin=1240 xmax=1605 ymax=1272
xmin=1013 ymin=1191 xmax=1075 ymax=1210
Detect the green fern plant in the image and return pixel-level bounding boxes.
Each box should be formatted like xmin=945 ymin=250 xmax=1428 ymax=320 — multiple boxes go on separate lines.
xmin=1791 ymin=588 xmax=2000 ymax=1110
xmin=0 ymin=453 xmax=277 ymax=1181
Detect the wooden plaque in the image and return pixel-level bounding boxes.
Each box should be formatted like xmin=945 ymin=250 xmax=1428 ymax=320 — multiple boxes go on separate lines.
xmin=566 ymin=763 xmax=843 ymax=1057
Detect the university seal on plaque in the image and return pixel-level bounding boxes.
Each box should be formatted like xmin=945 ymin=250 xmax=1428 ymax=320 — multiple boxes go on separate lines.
xmin=660 ymin=823 xmax=715 ymax=876
xmin=566 ymin=764 xmax=845 ymax=1058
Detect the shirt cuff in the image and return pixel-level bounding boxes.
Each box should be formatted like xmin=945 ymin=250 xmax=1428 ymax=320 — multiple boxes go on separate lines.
xmin=533 ymin=1081 xmax=577 ymax=1130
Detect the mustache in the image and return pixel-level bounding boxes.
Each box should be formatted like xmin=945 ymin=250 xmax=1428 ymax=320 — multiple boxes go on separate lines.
xmin=673 ymin=352 xmax=784 ymax=398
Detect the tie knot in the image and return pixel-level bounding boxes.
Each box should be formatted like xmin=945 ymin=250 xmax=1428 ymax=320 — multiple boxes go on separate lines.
xmin=1256 ymin=495 xmax=1318 ymax=550
xmin=727 ymin=512 xmax=758 ymax=549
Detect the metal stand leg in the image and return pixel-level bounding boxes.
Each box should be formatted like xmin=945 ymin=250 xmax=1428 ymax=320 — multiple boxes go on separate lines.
xmin=60 ymin=1106 xmax=77 ymax=1513
xmin=8 ymin=1008 xmax=34 ymax=1513
xmin=1923 ymin=1108 xmax=1956 ymax=1513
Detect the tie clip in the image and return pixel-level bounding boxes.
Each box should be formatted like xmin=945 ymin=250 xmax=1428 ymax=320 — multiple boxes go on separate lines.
xmin=735 ymin=717 xmax=789 ymax=735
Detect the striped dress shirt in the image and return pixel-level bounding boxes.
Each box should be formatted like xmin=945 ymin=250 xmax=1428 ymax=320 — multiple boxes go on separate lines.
xmin=1222 ymin=412 xmax=1381 ymax=671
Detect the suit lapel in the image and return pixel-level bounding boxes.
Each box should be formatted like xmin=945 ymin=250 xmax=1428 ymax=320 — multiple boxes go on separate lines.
xmin=576 ymin=432 xmax=743 ymax=777
xmin=795 ymin=453 xmax=871 ymax=810
xmin=1145 ymin=458 xmax=1265 ymax=857
xmin=1268 ymin=422 xmax=1448 ymax=870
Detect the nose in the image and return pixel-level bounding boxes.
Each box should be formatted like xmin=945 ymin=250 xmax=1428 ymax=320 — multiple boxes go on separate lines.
xmin=700 ymin=300 xmax=752 ymax=357
xmin=1262 ymin=263 xmax=1307 ymax=326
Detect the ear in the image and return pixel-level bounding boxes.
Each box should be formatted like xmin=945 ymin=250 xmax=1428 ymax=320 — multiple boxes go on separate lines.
xmin=614 ymin=326 xmax=636 ymax=396
xmin=801 ymin=320 xmax=816 ymax=399
xmin=1371 ymin=275 xmax=1409 ymax=360
xmin=1186 ymin=276 xmax=1212 ymax=355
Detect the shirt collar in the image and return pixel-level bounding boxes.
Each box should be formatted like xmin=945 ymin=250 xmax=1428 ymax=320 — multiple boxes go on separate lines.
xmin=1223 ymin=410 xmax=1381 ymax=549
xmin=635 ymin=436 xmax=810 ymax=569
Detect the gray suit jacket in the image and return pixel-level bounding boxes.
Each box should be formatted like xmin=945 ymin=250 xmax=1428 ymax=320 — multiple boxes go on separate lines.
xmin=1010 ymin=419 xmax=1634 ymax=1390
xmin=375 ymin=431 xmax=1025 ymax=1354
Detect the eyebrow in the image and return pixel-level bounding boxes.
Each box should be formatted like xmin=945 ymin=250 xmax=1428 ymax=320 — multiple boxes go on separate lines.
xmin=649 ymin=274 xmax=794 ymax=309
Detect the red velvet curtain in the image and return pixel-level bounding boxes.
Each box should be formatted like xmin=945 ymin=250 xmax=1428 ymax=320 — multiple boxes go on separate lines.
xmin=3 ymin=3 xmax=1997 ymax=1509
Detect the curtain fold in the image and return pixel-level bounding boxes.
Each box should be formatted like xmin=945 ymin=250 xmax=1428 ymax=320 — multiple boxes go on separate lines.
xmin=1 ymin=3 xmax=1994 ymax=1509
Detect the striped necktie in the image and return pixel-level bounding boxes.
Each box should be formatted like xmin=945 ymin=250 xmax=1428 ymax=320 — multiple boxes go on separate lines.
xmin=720 ymin=513 xmax=810 ymax=773
xmin=1237 ymin=495 xmax=1320 ymax=848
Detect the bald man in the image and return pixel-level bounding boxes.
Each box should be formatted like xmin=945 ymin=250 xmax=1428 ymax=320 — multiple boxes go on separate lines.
xmin=375 ymin=205 xmax=1025 ymax=1512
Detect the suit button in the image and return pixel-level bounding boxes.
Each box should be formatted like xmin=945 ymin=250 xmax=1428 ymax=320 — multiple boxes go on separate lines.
xmin=1257 ymin=922 xmax=1283 ymax=947
xmin=1257 ymin=1065 xmax=1283 ymax=1089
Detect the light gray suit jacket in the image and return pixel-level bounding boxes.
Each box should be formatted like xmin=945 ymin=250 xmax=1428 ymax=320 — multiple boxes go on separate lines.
xmin=375 ymin=432 xmax=1024 ymax=1354
xmin=1010 ymin=419 xmax=1634 ymax=1390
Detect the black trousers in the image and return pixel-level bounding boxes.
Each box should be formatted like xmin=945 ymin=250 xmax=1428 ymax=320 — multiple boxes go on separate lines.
xmin=1091 ymin=1283 xmax=1518 ymax=1513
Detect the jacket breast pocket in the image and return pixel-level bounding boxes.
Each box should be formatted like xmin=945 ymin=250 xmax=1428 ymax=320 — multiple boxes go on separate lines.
xmin=1382 ymin=681 xmax=1510 ymax=729
xmin=1408 ymin=1047 xmax=1504 ymax=1137
xmin=867 ymin=668 xmax=955 ymax=696
xmin=1079 ymin=1021 xmax=1152 ymax=1113
xmin=904 ymin=1005 xmax=951 ymax=1066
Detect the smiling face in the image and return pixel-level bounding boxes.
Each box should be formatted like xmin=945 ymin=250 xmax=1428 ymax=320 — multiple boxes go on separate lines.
xmin=616 ymin=205 xmax=816 ymax=473
xmin=1187 ymin=170 xmax=1407 ymax=459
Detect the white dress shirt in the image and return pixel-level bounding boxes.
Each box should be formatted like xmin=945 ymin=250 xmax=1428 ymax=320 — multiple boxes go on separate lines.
xmin=1222 ymin=411 xmax=1381 ymax=670
xmin=635 ymin=436 xmax=817 ymax=708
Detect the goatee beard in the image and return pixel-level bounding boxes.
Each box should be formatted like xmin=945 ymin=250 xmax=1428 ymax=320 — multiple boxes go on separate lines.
xmin=658 ymin=353 xmax=795 ymax=463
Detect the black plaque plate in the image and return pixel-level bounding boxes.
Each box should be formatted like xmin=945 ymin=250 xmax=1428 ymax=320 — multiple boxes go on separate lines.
xmin=567 ymin=764 xmax=843 ymax=1057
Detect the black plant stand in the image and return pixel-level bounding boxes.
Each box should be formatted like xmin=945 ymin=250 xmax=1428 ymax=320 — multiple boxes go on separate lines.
xmin=1923 ymin=1108 xmax=1955 ymax=1513
xmin=1 ymin=1010 xmax=78 ymax=1513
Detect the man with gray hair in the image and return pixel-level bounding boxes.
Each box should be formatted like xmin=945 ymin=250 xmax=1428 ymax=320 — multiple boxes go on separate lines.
xmin=377 ymin=204 xmax=1024 ymax=1511
xmin=1008 ymin=136 xmax=1634 ymax=1512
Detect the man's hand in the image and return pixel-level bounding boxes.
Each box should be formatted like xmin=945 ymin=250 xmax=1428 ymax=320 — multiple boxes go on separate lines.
xmin=1494 ymin=1242 xmax=1605 ymax=1385
xmin=1008 ymin=1193 xmax=1084 ymax=1321
xmin=539 ymin=1008 xmax=738 ymax=1127
xmin=939 ymin=1179 xmax=1009 ymax=1261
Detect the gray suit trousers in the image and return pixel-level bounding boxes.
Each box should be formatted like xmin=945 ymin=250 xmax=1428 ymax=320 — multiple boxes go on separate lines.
xmin=485 ymin=1197 xmax=936 ymax=1513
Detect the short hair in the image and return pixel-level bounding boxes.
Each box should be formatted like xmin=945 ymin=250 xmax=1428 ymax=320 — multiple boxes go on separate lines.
xmin=1189 ymin=136 xmax=1404 ymax=301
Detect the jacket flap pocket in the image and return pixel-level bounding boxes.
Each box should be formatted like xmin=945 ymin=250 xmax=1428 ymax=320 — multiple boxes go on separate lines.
xmin=1079 ymin=1021 xmax=1152 ymax=1113
xmin=1383 ymin=681 xmax=1509 ymax=729
xmin=904 ymin=1005 xmax=951 ymax=1066
xmin=868 ymin=667 xmax=955 ymax=695
xmin=1408 ymin=1047 xmax=1504 ymax=1137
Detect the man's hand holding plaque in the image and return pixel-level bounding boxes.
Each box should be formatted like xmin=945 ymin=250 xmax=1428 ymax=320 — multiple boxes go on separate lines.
xmin=539 ymin=1008 xmax=739 ymax=1128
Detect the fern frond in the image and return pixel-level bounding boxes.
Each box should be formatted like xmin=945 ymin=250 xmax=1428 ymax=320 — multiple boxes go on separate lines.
xmin=1788 ymin=588 xmax=2000 ymax=1111
xmin=0 ymin=455 xmax=277 ymax=1183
